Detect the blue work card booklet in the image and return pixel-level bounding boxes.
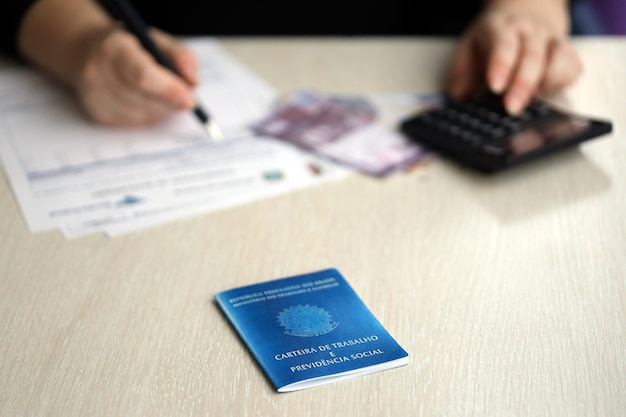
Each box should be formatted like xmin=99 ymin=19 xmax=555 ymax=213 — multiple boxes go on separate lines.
xmin=214 ymin=268 xmax=409 ymax=392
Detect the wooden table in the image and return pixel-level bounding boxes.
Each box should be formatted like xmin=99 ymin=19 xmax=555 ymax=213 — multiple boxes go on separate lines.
xmin=1 ymin=37 xmax=624 ymax=417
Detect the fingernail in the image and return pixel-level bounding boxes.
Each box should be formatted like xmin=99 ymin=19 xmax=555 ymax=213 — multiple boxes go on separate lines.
xmin=506 ymin=94 xmax=525 ymax=115
xmin=490 ymin=74 xmax=506 ymax=94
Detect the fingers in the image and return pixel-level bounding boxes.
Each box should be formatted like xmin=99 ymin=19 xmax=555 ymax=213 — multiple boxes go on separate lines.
xmin=452 ymin=8 xmax=583 ymax=115
xmin=485 ymin=25 xmax=520 ymax=95
xmin=537 ymin=39 xmax=583 ymax=95
xmin=151 ymin=28 xmax=199 ymax=85
xmin=498 ymin=30 xmax=581 ymax=114
xmin=113 ymin=38 xmax=195 ymax=109
xmin=77 ymin=27 xmax=198 ymax=126
xmin=501 ymin=25 xmax=550 ymax=114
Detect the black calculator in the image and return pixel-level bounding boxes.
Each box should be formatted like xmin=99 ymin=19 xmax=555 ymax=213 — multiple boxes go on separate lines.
xmin=399 ymin=92 xmax=613 ymax=173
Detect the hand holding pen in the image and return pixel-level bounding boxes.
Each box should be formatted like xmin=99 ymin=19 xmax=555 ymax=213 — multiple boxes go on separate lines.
xmin=74 ymin=0 xmax=221 ymax=138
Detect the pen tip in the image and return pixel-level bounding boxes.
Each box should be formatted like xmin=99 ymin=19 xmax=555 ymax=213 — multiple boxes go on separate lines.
xmin=205 ymin=119 xmax=223 ymax=141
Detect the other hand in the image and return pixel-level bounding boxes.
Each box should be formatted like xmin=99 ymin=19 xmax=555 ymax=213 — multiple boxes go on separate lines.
xmin=447 ymin=4 xmax=582 ymax=114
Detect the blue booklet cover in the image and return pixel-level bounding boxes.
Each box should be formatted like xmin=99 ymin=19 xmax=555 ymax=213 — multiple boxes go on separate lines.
xmin=214 ymin=268 xmax=409 ymax=392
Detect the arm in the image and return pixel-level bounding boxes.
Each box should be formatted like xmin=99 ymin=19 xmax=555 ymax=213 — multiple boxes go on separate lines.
xmin=448 ymin=0 xmax=582 ymax=114
xmin=17 ymin=0 xmax=198 ymax=126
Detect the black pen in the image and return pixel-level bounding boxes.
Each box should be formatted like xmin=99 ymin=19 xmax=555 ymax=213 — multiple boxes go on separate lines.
xmin=96 ymin=0 xmax=223 ymax=140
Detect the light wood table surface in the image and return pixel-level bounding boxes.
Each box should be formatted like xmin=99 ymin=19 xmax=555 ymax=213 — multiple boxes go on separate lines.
xmin=1 ymin=37 xmax=625 ymax=417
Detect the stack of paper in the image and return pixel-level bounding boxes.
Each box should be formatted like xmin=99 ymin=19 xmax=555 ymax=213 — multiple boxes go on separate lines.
xmin=0 ymin=40 xmax=348 ymax=238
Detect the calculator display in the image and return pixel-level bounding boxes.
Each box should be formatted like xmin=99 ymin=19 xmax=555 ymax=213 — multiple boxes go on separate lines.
xmin=509 ymin=116 xmax=591 ymax=155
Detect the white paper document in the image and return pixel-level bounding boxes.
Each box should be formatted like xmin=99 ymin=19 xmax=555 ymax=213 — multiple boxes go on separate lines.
xmin=0 ymin=39 xmax=348 ymax=238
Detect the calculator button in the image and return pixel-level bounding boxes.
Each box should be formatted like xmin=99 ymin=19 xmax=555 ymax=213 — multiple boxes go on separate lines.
xmin=441 ymin=108 xmax=458 ymax=119
xmin=519 ymin=110 xmax=533 ymax=122
xmin=504 ymin=120 xmax=524 ymax=132
xmin=486 ymin=126 xmax=507 ymax=140
xmin=448 ymin=125 xmax=463 ymax=137
xmin=486 ymin=111 xmax=502 ymax=123
xmin=435 ymin=120 xmax=449 ymax=131
xmin=457 ymin=113 xmax=472 ymax=124
xmin=459 ymin=131 xmax=483 ymax=147
xmin=466 ymin=117 xmax=483 ymax=129
xmin=530 ymin=102 xmax=552 ymax=116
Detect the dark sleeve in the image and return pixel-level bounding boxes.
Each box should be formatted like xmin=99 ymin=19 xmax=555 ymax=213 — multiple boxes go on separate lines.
xmin=0 ymin=0 xmax=39 ymax=59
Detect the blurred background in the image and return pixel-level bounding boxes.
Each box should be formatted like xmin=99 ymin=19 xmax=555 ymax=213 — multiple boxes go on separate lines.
xmin=571 ymin=0 xmax=626 ymax=35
